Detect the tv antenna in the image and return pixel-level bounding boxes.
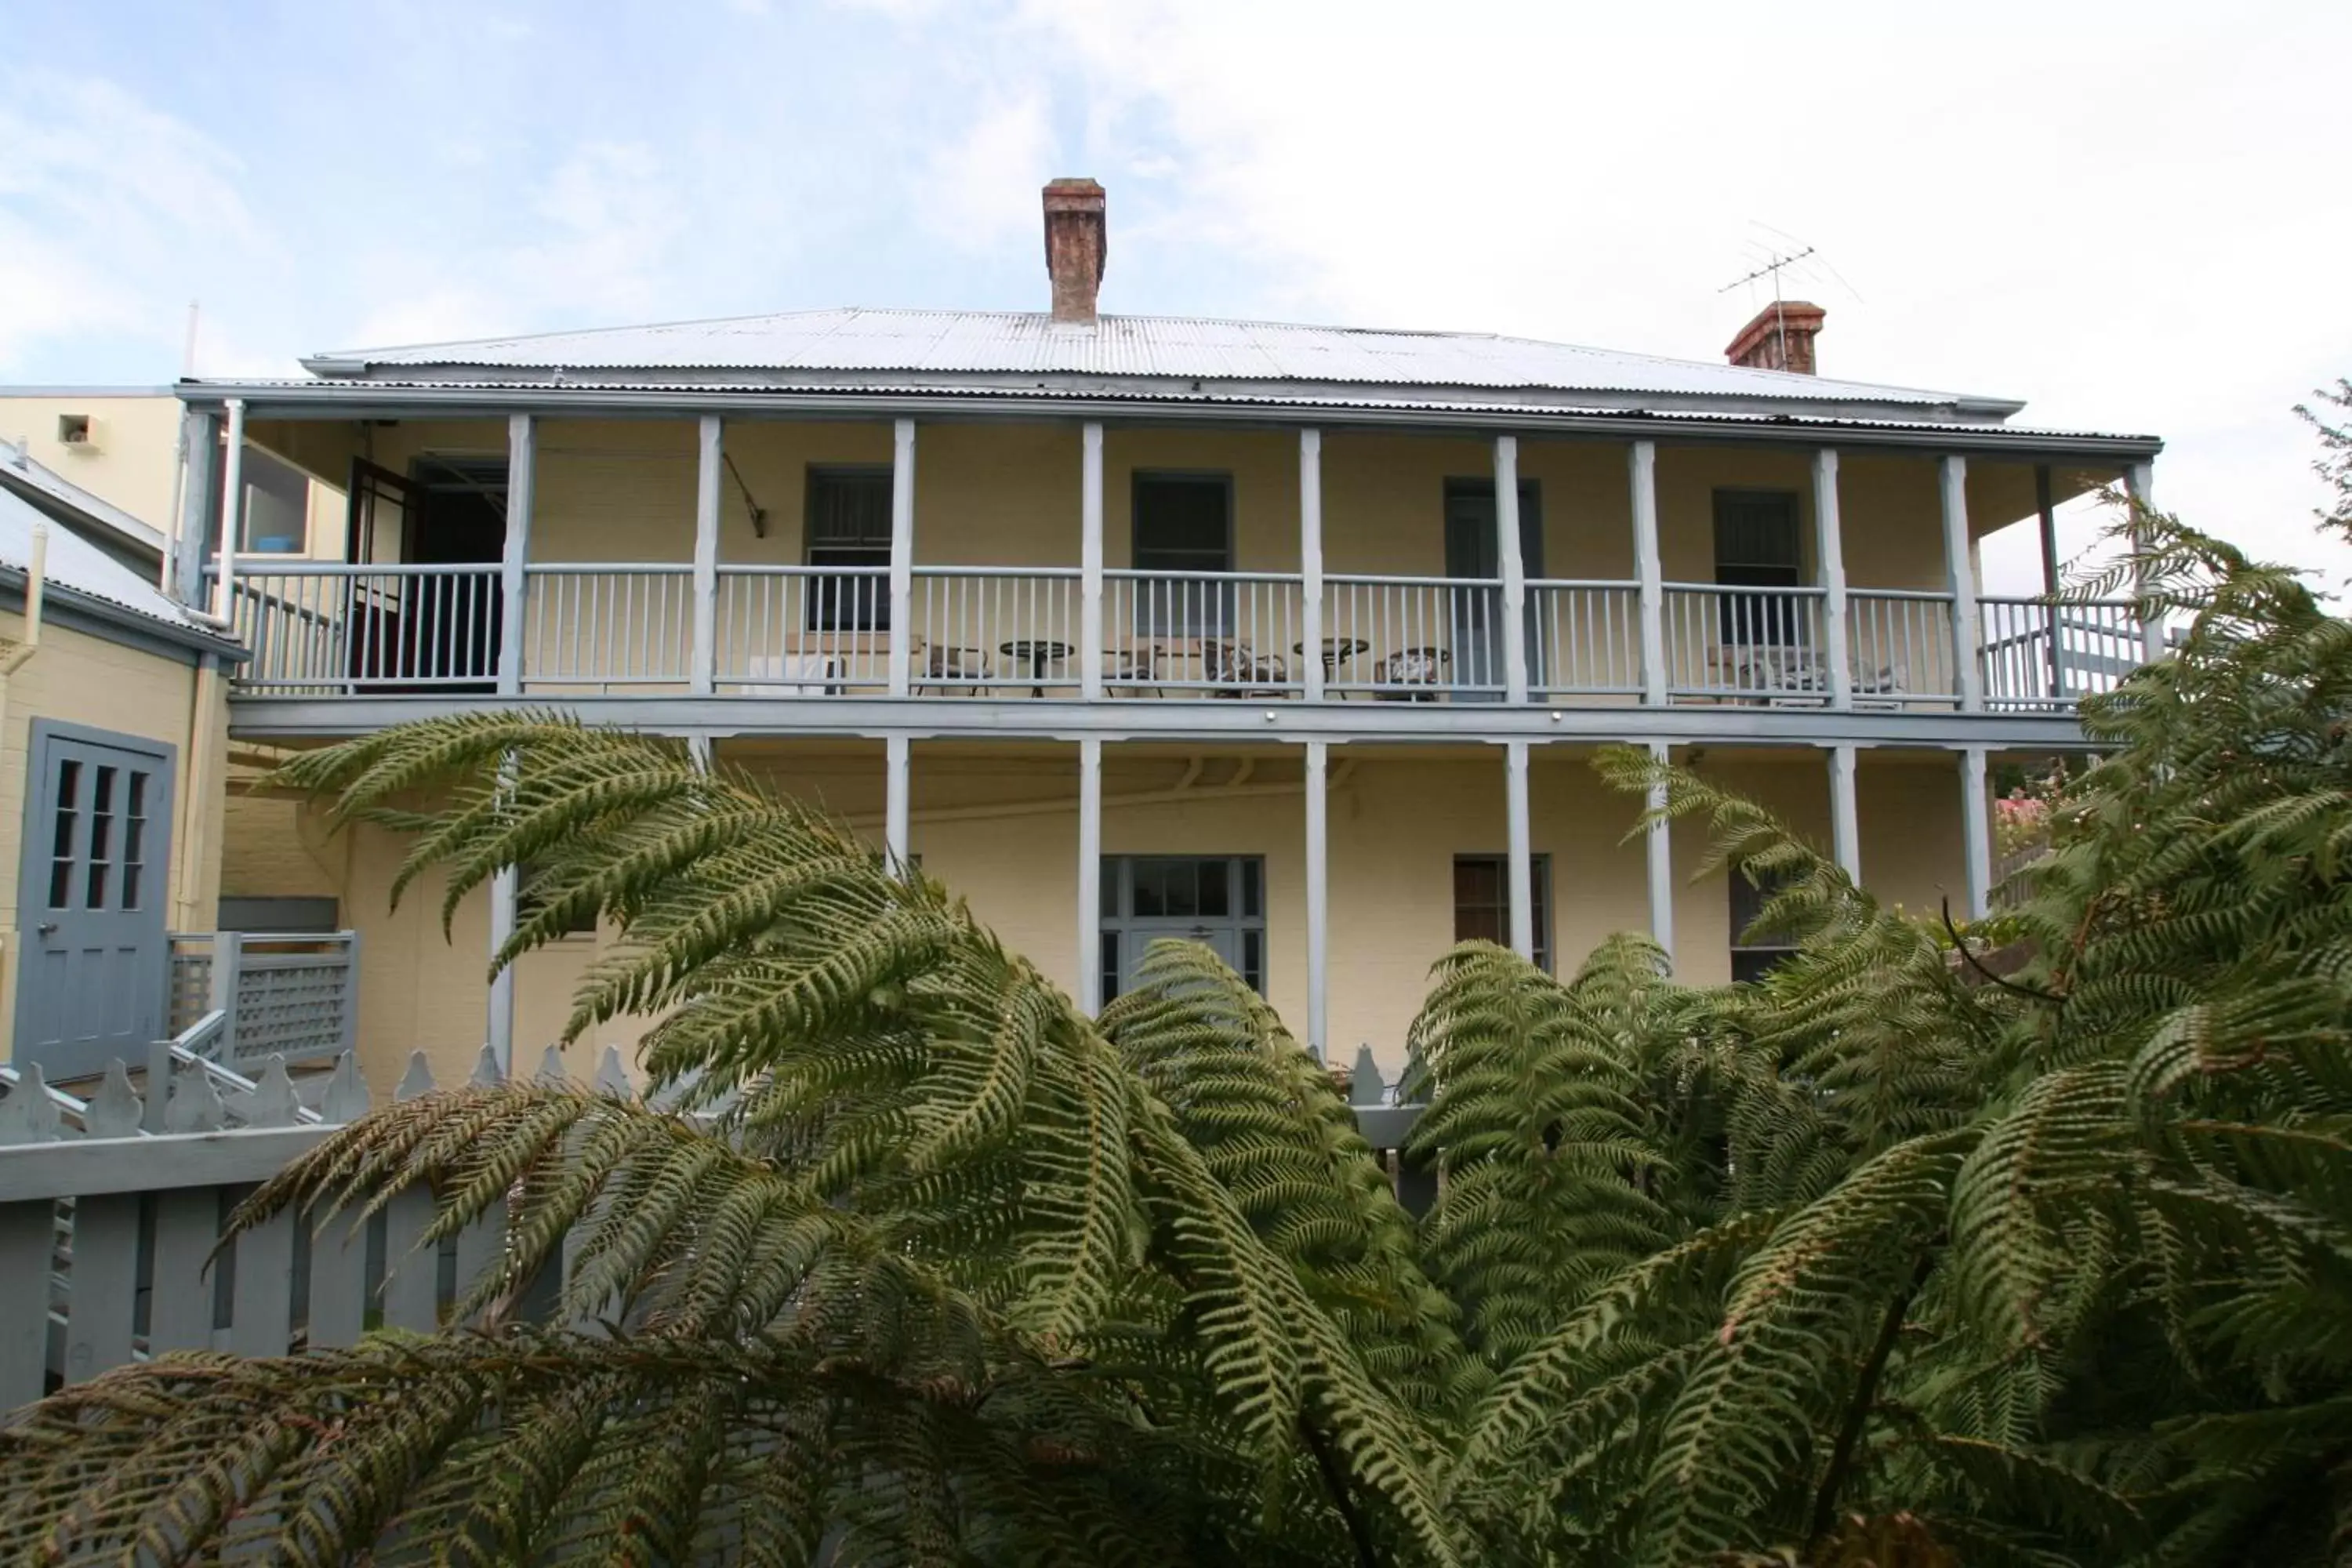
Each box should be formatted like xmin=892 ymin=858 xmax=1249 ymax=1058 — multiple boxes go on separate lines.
xmin=1719 ymin=245 xmax=1815 ymax=368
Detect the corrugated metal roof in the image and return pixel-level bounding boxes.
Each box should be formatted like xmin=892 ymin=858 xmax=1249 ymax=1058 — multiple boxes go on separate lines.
xmin=305 ymin=307 xmax=2011 ymax=412
xmin=196 ymin=372 xmax=2160 ymax=451
xmin=0 ymin=484 xmax=220 ymax=638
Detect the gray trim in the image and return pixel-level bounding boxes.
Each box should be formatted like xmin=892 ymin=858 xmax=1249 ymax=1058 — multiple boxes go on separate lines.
xmin=16 ymin=720 xmax=180 ymax=1073
xmin=172 ymin=383 xmax=2165 ymax=462
xmin=227 ymin=691 xmax=2105 ymax=749
xmin=0 ymin=570 xmax=243 ymax=665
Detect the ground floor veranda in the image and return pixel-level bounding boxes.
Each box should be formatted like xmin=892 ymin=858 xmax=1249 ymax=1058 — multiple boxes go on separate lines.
xmin=220 ymin=739 xmax=2017 ymax=1094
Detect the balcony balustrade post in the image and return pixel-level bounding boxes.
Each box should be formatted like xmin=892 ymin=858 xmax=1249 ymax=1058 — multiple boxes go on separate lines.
xmin=1300 ymin=429 xmax=1324 ymax=702
xmin=1076 ymin=739 xmax=1102 ymax=1014
xmin=1960 ymin=745 xmax=1992 ymax=920
xmin=1630 ymin=441 xmax=1667 ymax=706
xmin=212 ymin=397 xmax=246 ymax=625
xmin=1829 ymin=742 xmax=1861 ymax=882
xmin=1305 ymin=739 xmax=1328 ymax=1057
xmin=691 ymin=416 xmax=721 ymax=695
xmin=1814 ymin=448 xmax=1852 ymax=710
xmin=499 ymin=414 xmax=534 ymax=695
xmin=1494 ymin=437 xmax=1530 ymax=704
xmin=1646 ymin=739 xmax=1675 ymax=967
xmin=1081 ymin=423 xmax=1104 ymax=700
xmin=889 ymin=418 xmax=915 ymax=698
xmin=1940 ymin=455 xmax=1984 ymax=713
xmin=1504 ymin=739 xmax=1534 ymax=960
xmin=2125 ymin=459 xmax=2163 ymax=665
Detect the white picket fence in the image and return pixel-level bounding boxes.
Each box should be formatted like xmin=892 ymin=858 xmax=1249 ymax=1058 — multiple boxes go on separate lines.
xmin=0 ymin=1040 xmax=1428 ymax=1414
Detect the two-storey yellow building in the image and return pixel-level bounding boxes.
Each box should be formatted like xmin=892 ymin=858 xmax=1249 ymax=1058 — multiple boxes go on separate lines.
xmin=172 ymin=180 xmax=2158 ymax=1092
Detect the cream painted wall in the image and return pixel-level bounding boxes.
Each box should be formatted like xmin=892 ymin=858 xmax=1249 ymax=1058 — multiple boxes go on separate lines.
xmin=0 ymin=395 xmax=185 ymax=526
xmin=249 ymin=741 xmax=1976 ymax=1087
xmin=0 ymin=612 xmax=226 ymax=1063
xmin=244 ymin=412 xmax=2048 ymax=590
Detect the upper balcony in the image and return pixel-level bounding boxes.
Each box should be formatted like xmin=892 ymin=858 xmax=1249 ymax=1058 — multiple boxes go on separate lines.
xmin=202 ymin=414 xmax=2157 ymax=739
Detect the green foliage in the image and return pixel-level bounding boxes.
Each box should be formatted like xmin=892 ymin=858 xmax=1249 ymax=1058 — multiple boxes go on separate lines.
xmin=2 ymin=495 xmax=2347 ymax=1565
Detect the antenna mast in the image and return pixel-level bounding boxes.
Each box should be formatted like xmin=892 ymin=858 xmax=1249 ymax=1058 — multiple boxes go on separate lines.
xmin=1719 ymin=247 xmax=1816 ymax=372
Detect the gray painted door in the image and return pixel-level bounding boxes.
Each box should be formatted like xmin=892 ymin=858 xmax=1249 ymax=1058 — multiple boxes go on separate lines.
xmin=13 ymin=724 xmax=174 ymax=1080
xmin=1443 ymin=479 xmax=1542 ymax=699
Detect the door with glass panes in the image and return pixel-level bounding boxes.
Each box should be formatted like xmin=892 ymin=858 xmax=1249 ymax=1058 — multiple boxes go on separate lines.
xmin=12 ymin=723 xmax=173 ymax=1078
xmin=1098 ymin=855 xmax=1265 ymax=1004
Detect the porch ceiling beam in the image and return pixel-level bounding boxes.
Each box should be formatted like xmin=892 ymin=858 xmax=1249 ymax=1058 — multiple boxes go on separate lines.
xmin=227 ymin=695 xmax=2105 ymax=749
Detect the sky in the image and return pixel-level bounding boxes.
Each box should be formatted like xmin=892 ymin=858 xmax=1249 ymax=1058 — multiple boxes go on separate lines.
xmin=2 ymin=0 xmax=2347 ymax=593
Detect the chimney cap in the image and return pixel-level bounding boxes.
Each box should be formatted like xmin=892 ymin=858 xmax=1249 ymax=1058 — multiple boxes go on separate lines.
xmin=1724 ymin=300 xmax=1827 ymax=375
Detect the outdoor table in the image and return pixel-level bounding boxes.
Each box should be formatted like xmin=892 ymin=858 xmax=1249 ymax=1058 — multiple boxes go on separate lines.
xmin=1296 ymin=636 xmax=1372 ymax=692
xmin=999 ymin=638 xmax=1074 ymax=698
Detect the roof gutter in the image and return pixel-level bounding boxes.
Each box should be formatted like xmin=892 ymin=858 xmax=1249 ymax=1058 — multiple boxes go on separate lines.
xmin=176 ymin=380 xmax=2163 ymax=461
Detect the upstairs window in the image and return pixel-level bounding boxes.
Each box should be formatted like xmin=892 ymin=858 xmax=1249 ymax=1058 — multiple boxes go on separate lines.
xmin=1712 ymin=490 xmax=1805 ymax=647
xmin=805 ymin=466 xmax=892 ymax=630
xmin=238 ymin=445 xmax=310 ymax=554
xmin=1131 ymin=474 xmax=1233 ymax=635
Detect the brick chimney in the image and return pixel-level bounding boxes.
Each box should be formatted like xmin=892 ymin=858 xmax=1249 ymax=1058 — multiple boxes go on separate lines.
xmin=1043 ymin=178 xmax=1107 ymax=325
xmin=1724 ymin=300 xmax=1826 ymax=375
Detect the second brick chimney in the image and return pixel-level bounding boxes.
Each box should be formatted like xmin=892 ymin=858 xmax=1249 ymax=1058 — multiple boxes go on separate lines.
xmin=1724 ymin=300 xmax=1826 ymax=375
xmin=1043 ymin=178 xmax=1107 ymax=325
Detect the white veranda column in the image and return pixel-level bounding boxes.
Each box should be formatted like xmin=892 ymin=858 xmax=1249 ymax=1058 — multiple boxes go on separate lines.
xmin=1305 ymin=740 xmax=1328 ymax=1058
xmin=1494 ymin=437 xmax=1529 ymax=705
xmin=488 ymin=867 xmax=517 ymax=1073
xmin=1299 ymin=429 xmax=1325 ymax=702
xmin=1630 ymin=441 xmax=1666 ymax=706
xmin=1940 ymin=455 xmax=1983 ymax=713
xmin=1829 ymin=743 xmax=1861 ymax=883
xmin=1077 ymin=739 xmax=1103 ymax=1014
xmin=1504 ymin=740 xmax=1534 ymax=960
xmin=1813 ymin=448 xmax=1851 ymax=709
xmin=1960 ymin=746 xmax=1992 ymax=920
xmin=212 ymin=397 xmax=247 ymax=623
xmin=498 ymin=413 xmax=535 ymax=696
xmin=1080 ymin=422 xmax=1105 ymax=700
xmin=691 ymin=416 xmax=721 ymax=695
xmin=1646 ymin=739 xmax=1674 ymax=967
xmin=888 ymin=418 xmax=916 ymax=697
xmin=2125 ymin=459 xmax=2163 ymax=665
xmin=885 ymin=735 xmax=911 ymax=870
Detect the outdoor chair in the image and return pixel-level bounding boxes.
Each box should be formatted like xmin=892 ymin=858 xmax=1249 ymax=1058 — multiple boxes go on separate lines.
xmin=1203 ymin=641 xmax=1290 ymax=697
xmin=1373 ymin=645 xmax=1448 ymax=702
xmin=1103 ymin=645 xmax=1163 ymax=699
xmin=916 ymin=644 xmax=990 ymax=695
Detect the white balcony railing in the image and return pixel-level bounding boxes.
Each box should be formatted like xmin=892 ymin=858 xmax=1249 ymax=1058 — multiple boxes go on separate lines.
xmin=714 ymin=565 xmax=892 ymax=692
xmin=1323 ymin=575 xmax=1507 ymax=696
xmin=1846 ymin=590 xmax=1959 ymax=706
xmin=910 ymin=568 xmax=1083 ymax=694
xmin=1979 ymin=597 xmax=2142 ymax=710
xmin=218 ymin=564 xmax=2147 ymax=716
xmin=226 ymin=564 xmax=503 ymax=691
xmin=521 ymin=564 xmax=692 ymax=688
xmin=1104 ymin=572 xmax=1305 ymax=695
xmin=1529 ymin=581 xmax=1643 ymax=698
xmin=1662 ymin=584 xmax=1831 ymax=702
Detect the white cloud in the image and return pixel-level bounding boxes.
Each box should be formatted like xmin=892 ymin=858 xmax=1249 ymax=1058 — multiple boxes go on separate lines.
xmin=916 ymin=93 xmax=1058 ymax=251
xmin=1006 ymin=0 xmax=2352 ymax=585
xmin=0 ymin=74 xmax=267 ymax=372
